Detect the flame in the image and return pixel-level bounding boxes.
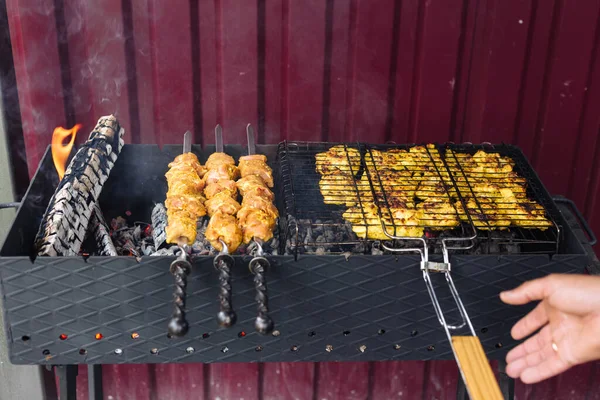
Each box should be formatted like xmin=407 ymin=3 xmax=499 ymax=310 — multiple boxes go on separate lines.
xmin=51 ymin=124 xmax=81 ymax=181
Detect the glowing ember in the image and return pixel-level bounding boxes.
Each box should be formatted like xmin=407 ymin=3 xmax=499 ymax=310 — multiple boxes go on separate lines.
xmin=51 ymin=124 xmax=82 ymax=180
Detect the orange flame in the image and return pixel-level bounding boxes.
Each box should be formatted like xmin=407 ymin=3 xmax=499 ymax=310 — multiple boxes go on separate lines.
xmin=51 ymin=124 xmax=81 ymax=181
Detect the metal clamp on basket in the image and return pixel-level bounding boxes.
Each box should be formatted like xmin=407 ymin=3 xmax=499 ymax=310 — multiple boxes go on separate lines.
xmin=167 ymin=246 xmax=192 ymax=337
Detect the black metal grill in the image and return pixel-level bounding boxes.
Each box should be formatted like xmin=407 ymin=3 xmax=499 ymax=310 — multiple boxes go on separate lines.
xmin=0 ymin=143 xmax=594 ymax=367
xmin=278 ymin=141 xmax=562 ymax=257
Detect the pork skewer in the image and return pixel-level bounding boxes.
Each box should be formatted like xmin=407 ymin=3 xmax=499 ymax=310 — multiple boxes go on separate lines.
xmin=240 ymin=124 xmax=276 ymax=334
xmin=165 ymin=131 xmax=204 ymax=337
xmin=204 ymin=124 xmax=241 ymax=328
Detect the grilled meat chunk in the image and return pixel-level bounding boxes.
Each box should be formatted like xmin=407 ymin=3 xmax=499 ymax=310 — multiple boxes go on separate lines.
xmin=165 ymin=152 xmax=206 ymax=245
xmin=205 ymin=192 xmax=242 ymax=217
xmin=238 ymin=154 xmax=274 ymax=187
xmin=315 ymin=145 xmax=361 ymax=175
xmin=205 ymin=211 xmax=243 ymax=252
xmin=204 ymin=179 xmax=238 ymax=199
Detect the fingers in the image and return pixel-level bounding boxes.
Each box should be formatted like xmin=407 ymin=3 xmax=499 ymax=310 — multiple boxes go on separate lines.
xmin=505 ymin=326 xmax=572 ymax=384
xmin=510 ymin=302 xmax=548 ymax=340
xmin=520 ymin=355 xmax=571 ymax=384
xmin=506 ymin=325 xmax=551 ymax=363
xmin=500 ymin=275 xmax=557 ymax=305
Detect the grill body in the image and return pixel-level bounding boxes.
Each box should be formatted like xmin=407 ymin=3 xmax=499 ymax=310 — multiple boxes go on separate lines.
xmin=0 ymin=144 xmax=591 ymax=365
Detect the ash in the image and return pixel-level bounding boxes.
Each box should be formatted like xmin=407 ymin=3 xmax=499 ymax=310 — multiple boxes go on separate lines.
xmin=286 ymin=220 xmax=523 ymax=256
xmin=285 ymin=219 xmax=376 ymax=255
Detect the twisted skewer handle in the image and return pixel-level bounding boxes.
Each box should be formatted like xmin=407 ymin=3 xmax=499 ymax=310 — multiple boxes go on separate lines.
xmin=249 ymin=256 xmax=274 ymax=334
xmin=214 ymin=254 xmax=237 ymax=328
xmin=168 ymin=258 xmax=192 ymax=337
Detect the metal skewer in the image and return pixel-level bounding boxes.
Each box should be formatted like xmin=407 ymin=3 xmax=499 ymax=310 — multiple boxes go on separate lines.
xmin=246 ymin=124 xmax=274 ymax=334
xmin=168 ymin=244 xmax=191 ymax=336
xmin=167 ymin=131 xmax=194 ymax=337
xmin=211 ymin=124 xmax=237 ymax=327
xmin=215 ymin=124 xmax=223 ymax=153
xmin=214 ymin=239 xmax=236 ymax=327
xmin=249 ymin=238 xmax=273 ymax=334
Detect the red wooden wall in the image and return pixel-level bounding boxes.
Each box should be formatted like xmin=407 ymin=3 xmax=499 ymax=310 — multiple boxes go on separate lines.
xmin=3 ymin=0 xmax=600 ymax=398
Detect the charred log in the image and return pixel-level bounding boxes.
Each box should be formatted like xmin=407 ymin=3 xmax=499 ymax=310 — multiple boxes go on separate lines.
xmin=151 ymin=203 xmax=167 ymax=249
xmin=89 ymin=205 xmax=117 ymax=256
xmin=35 ymin=115 xmax=125 ymax=256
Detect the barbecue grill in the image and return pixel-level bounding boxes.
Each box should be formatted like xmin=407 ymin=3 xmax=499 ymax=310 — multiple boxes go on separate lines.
xmin=0 ymin=140 xmax=596 ymax=377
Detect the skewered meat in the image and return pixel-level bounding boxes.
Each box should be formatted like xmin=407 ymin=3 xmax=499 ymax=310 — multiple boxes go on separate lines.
xmin=204 ymin=179 xmax=238 ymax=199
xmin=204 ymin=164 xmax=239 ymax=185
xmin=170 ymin=152 xmax=207 ymax=177
xmin=205 ymin=211 xmax=242 ymax=252
xmin=238 ymin=195 xmax=279 ymax=221
xmin=206 ymin=192 xmax=241 ymax=217
xmin=237 ymin=154 xmax=278 ymax=244
xmin=205 ymin=152 xmax=236 ymax=170
xmin=236 ymin=175 xmax=274 ymax=200
xmin=239 ymin=209 xmax=276 ymax=244
xmin=238 ymin=154 xmax=274 ymax=187
xmin=165 ymin=152 xmax=206 ymax=245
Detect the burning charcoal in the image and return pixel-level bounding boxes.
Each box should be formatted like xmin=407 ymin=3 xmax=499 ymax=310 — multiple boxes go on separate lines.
xmin=111 ymin=223 xmax=139 ymax=257
xmin=371 ymin=247 xmax=383 ymax=255
xmin=151 ymin=203 xmax=168 ymax=249
xmin=35 ymin=115 xmax=125 ymax=256
xmin=88 ymin=204 xmax=117 ymax=256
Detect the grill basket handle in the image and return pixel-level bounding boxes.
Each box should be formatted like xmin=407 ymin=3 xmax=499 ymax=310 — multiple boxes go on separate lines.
xmin=0 ymin=202 xmax=20 ymax=210
xmin=552 ymin=197 xmax=597 ymax=246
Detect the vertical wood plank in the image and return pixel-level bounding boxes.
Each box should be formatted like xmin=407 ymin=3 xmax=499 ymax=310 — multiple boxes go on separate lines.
xmin=325 ymin=0 xmax=351 ymax=143
xmin=152 ymin=364 xmax=207 ymax=400
xmin=568 ymin=13 xmax=600 ymax=209
xmin=513 ymin=0 xmax=561 ymax=158
xmin=389 ymin=1 xmax=420 ymax=144
xmin=209 ymin=364 xmax=260 ymax=400
xmin=461 ymin=0 xmax=533 ymax=144
xmin=371 ymin=361 xmax=427 ymax=399
xmin=195 ymin=0 xmax=218 ymax=145
xmin=347 ymin=0 xmax=396 ymax=143
xmin=286 ymin=0 xmax=327 ymax=141
xmin=127 ymin=0 xmax=156 ymax=144
xmin=314 ymin=362 xmax=370 ymax=400
xmin=220 ymin=0 xmax=258 ymax=143
xmin=263 ymin=0 xmax=283 ymax=143
xmin=146 ymin=0 xmax=194 ymax=146
xmin=262 ymin=362 xmax=315 ymax=400
xmin=102 ymin=365 xmax=156 ymax=400
xmin=6 ymin=0 xmax=66 ymax=176
xmin=531 ymin=0 xmax=600 ymax=195
xmin=78 ymin=0 xmax=132 ymax=141
xmin=61 ymin=0 xmax=96 ymax=139
xmin=423 ymin=361 xmax=461 ymax=399
xmin=409 ymin=0 xmax=464 ymax=144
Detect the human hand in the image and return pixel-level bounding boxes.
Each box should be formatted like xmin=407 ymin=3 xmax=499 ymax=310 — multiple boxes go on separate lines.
xmin=500 ymin=273 xmax=600 ymax=383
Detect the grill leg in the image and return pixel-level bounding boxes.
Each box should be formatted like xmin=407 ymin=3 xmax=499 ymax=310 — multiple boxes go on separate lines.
xmin=55 ymin=365 xmax=78 ymax=400
xmin=87 ymin=365 xmax=103 ymax=400
xmin=456 ymin=375 xmax=469 ymax=400
xmin=497 ymin=359 xmax=515 ymax=400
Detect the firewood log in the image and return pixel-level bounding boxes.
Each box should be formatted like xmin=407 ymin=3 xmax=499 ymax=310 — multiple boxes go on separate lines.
xmin=35 ymin=115 xmax=125 ymax=256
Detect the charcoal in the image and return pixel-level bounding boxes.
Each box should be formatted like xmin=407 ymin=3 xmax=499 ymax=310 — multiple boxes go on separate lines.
xmin=35 ymin=115 xmax=124 ymax=256
xmin=88 ymin=204 xmax=117 ymax=256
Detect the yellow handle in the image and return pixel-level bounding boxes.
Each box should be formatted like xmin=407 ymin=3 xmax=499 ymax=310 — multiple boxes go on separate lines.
xmin=452 ymin=336 xmax=503 ymax=400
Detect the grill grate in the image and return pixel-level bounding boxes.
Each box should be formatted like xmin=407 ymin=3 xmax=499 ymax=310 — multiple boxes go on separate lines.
xmin=278 ymin=141 xmax=561 ymax=256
